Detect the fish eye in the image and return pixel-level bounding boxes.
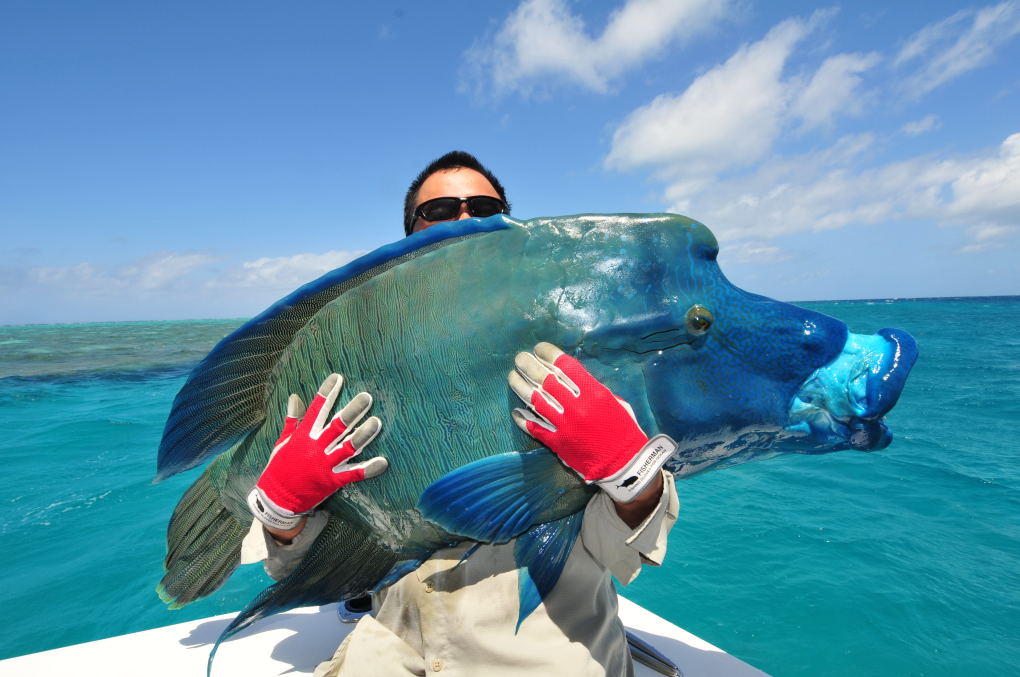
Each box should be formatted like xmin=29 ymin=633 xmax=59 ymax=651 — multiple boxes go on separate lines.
xmin=685 ymin=305 xmax=713 ymax=335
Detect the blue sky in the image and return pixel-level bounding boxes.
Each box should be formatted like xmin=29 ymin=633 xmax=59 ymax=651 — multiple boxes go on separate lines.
xmin=2 ymin=0 xmax=1018 ymax=324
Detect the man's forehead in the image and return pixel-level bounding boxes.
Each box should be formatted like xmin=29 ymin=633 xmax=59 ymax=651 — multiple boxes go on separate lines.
xmin=417 ymin=167 xmax=498 ymax=202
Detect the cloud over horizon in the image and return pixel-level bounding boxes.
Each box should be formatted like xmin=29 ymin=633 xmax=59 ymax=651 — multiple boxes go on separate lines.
xmin=28 ymin=253 xmax=220 ymax=296
xmin=212 ymin=250 xmax=367 ymax=290
xmin=662 ymin=133 xmax=1020 ymax=253
xmin=600 ymin=3 xmax=1020 ymax=253
xmin=6 ymin=249 xmax=367 ymax=323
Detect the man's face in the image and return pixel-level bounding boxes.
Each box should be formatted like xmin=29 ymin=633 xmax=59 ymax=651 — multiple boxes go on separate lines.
xmin=411 ymin=168 xmax=501 ymax=234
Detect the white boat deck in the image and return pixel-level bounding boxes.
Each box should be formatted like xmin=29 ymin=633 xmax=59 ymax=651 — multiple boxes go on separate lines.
xmin=0 ymin=597 xmax=768 ymax=676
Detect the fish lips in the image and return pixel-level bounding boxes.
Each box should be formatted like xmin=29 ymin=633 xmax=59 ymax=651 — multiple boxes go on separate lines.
xmin=787 ymin=328 xmax=918 ymax=452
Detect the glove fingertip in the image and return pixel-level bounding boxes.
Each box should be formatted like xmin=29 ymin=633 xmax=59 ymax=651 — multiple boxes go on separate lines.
xmin=534 ymin=341 xmax=566 ymax=363
xmin=350 ymin=416 xmax=382 ymax=450
xmin=287 ymin=394 xmax=306 ymax=418
xmin=362 ymin=456 xmax=388 ymax=479
xmin=510 ymin=408 xmax=529 ymax=432
xmin=514 ymin=352 xmax=550 ymax=387
xmin=318 ymin=373 xmax=343 ymax=396
xmin=338 ymin=392 xmax=373 ymax=426
xmin=508 ymin=371 xmax=535 ymax=405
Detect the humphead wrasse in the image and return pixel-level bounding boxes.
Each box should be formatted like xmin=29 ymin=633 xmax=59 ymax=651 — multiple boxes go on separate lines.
xmin=155 ymin=213 xmax=918 ymax=641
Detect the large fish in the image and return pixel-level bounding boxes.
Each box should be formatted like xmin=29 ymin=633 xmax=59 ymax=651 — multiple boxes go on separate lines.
xmin=155 ymin=213 xmax=917 ymax=642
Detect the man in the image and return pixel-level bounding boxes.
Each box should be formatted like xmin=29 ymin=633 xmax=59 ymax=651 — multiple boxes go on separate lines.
xmin=402 ymin=150 xmax=511 ymax=236
xmin=245 ymin=151 xmax=679 ymax=676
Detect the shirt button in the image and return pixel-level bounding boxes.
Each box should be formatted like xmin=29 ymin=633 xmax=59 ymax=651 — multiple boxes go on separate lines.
xmin=431 ymin=658 xmax=443 ymax=671
xmin=423 ymin=581 xmax=434 ymax=593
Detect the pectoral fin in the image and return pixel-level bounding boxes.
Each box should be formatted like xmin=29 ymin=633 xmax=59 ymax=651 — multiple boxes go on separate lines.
xmin=416 ymin=449 xmax=582 ymax=543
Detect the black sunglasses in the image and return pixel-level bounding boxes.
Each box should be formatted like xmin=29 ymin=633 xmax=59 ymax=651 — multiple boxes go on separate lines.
xmin=414 ymin=195 xmax=508 ymax=223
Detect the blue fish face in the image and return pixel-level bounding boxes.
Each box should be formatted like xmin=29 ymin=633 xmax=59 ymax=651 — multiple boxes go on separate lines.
xmin=784 ymin=328 xmax=918 ymax=454
xmin=526 ymin=214 xmax=917 ymax=477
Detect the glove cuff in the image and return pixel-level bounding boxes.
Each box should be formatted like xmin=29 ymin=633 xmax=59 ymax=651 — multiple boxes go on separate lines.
xmin=247 ymin=487 xmax=306 ymax=530
xmin=596 ymin=434 xmax=677 ymax=503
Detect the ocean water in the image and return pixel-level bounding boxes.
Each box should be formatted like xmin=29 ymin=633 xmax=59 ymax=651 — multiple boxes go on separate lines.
xmin=1 ymin=298 xmax=1018 ymax=675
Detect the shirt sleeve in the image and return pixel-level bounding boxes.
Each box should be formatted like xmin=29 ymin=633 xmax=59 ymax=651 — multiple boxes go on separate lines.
xmin=579 ymin=470 xmax=679 ymax=586
xmin=253 ymin=510 xmax=329 ymax=581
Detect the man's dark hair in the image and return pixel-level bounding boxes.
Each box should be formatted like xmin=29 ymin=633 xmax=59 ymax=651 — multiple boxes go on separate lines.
xmin=403 ymin=150 xmax=511 ymax=236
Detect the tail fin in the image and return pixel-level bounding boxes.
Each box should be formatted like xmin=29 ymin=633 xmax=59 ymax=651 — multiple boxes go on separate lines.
xmin=157 ymin=465 xmax=246 ymax=608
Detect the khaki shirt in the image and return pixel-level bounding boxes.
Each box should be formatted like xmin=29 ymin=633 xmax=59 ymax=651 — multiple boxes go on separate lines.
xmin=246 ymin=472 xmax=679 ymax=677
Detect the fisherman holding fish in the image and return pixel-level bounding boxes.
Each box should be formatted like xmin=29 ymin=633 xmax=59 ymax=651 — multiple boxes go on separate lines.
xmin=244 ymin=152 xmax=680 ymax=676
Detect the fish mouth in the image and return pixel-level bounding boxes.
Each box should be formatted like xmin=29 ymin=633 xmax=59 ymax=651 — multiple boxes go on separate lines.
xmin=786 ymin=328 xmax=918 ymax=452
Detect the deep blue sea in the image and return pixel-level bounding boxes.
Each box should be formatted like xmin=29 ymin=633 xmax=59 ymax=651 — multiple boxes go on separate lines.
xmin=1 ymin=298 xmax=1018 ymax=675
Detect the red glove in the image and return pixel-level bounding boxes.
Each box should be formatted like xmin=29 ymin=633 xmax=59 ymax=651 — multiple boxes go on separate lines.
xmin=509 ymin=342 xmax=676 ymax=503
xmin=247 ymin=374 xmax=387 ymax=530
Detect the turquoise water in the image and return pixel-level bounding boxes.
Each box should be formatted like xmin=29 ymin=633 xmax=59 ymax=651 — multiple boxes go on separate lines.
xmin=1 ymin=299 xmax=1018 ymax=675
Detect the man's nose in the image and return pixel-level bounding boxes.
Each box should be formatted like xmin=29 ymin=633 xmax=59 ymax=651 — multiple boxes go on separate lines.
xmin=456 ymin=202 xmax=472 ymax=220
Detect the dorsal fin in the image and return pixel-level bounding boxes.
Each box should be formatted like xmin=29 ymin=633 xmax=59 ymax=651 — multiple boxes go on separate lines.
xmin=155 ymin=216 xmax=511 ymax=480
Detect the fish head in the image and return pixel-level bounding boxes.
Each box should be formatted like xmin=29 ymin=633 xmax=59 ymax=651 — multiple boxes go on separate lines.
xmin=524 ymin=214 xmax=918 ymax=476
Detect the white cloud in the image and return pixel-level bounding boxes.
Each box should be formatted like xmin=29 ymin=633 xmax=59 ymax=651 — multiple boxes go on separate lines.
xmin=214 ymin=250 xmax=367 ymax=289
xmin=792 ymin=52 xmax=881 ymax=130
xmin=893 ymin=7 xmax=970 ymax=67
xmin=130 ymin=253 xmax=219 ymax=290
xmin=660 ymin=133 xmax=1020 ymax=254
xmin=901 ymin=114 xmax=942 ymax=136
xmin=894 ymin=1 xmax=1020 ymax=99
xmin=604 ymin=10 xmax=881 ymax=181
xmin=11 ymin=249 xmax=371 ymax=322
xmin=605 ymin=15 xmax=816 ymax=176
xmin=600 ymin=6 xmax=1020 ymax=258
xmin=717 ymin=240 xmax=791 ymax=265
xmin=29 ymin=262 xmax=102 ymax=286
xmin=30 ymin=252 xmax=218 ymax=295
xmin=957 ymin=225 xmax=1016 ymax=253
xmin=24 ymin=249 xmax=367 ymax=305
xmin=947 ymin=132 xmax=1020 ymax=224
xmin=670 ymin=149 xmax=945 ymax=240
xmin=463 ymin=0 xmax=730 ymax=96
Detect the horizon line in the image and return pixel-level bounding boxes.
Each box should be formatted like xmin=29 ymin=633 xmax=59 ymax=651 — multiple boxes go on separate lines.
xmin=2 ymin=294 xmax=1018 ymax=329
